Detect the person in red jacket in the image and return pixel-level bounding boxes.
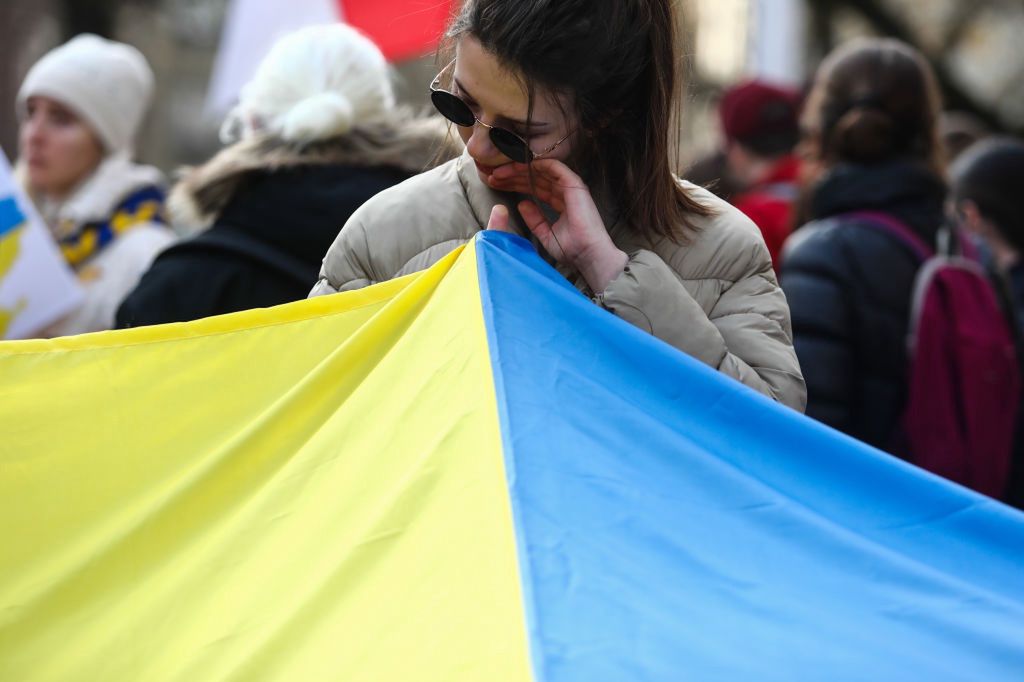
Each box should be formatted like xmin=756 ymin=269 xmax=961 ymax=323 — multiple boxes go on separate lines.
xmin=718 ymin=80 xmax=802 ymax=269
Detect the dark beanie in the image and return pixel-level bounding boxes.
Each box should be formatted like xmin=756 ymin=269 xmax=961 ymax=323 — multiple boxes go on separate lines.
xmin=719 ymin=80 xmax=802 ymax=157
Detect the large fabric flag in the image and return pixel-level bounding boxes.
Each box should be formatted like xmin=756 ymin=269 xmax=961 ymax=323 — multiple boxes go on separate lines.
xmin=207 ymin=0 xmax=457 ymax=113
xmin=1 ymin=232 xmax=1022 ymax=680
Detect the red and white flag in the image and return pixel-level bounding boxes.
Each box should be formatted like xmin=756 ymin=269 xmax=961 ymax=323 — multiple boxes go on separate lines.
xmin=207 ymin=0 xmax=457 ymax=113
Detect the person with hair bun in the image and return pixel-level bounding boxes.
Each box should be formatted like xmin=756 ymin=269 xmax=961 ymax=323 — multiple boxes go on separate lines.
xmin=780 ymin=38 xmax=948 ymax=450
xmin=116 ymin=24 xmax=459 ymax=327
xmin=16 ymin=34 xmax=174 ymax=336
xmin=312 ymin=0 xmax=806 ymax=410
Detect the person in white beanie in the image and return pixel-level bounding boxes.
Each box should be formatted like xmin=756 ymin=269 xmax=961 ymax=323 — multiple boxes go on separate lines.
xmin=116 ymin=23 xmax=459 ymax=327
xmin=15 ymin=33 xmax=174 ymax=336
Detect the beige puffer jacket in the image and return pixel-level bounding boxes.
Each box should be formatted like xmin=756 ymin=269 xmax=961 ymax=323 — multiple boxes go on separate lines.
xmin=311 ymin=152 xmax=806 ymax=411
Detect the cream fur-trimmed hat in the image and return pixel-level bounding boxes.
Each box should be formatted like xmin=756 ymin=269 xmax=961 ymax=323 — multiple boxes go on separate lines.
xmin=220 ymin=23 xmax=395 ymax=145
xmin=17 ymin=34 xmax=155 ymax=157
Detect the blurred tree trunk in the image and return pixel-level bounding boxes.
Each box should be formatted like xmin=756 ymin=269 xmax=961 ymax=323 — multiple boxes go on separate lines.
xmin=61 ymin=0 xmax=119 ymax=39
xmin=0 ymin=0 xmax=60 ymax=160
xmin=807 ymin=0 xmax=835 ymax=69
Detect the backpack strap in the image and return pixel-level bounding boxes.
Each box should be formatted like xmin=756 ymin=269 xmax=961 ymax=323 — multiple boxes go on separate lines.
xmin=166 ymin=226 xmax=316 ymax=289
xmin=843 ymin=210 xmax=935 ymax=262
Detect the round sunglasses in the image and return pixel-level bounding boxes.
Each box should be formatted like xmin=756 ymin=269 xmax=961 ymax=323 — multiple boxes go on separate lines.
xmin=429 ymin=60 xmax=572 ymax=164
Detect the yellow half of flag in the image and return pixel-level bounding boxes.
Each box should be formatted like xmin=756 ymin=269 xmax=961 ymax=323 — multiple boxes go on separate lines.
xmin=0 ymin=244 xmax=531 ymax=681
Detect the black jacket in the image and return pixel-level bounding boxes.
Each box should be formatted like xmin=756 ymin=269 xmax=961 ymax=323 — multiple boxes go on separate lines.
xmin=779 ymin=161 xmax=946 ymax=453
xmin=116 ymin=163 xmax=411 ymax=327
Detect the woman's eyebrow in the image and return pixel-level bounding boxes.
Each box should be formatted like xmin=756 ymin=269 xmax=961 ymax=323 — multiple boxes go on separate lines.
xmin=453 ymin=77 xmax=550 ymax=128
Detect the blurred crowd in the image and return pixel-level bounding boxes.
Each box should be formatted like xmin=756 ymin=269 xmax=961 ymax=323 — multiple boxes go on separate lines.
xmin=10 ymin=5 xmax=1024 ymax=506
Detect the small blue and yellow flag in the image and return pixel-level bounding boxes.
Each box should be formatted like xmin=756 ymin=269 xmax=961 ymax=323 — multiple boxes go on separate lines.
xmin=0 ymin=197 xmax=27 ymax=335
xmin=1 ymin=232 xmax=1023 ymax=680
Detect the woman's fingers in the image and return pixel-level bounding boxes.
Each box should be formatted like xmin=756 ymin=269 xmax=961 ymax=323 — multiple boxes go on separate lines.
xmin=486 ymin=160 xmax=583 ymax=216
xmin=489 ymin=162 xmax=531 ymax=179
xmin=529 ymin=158 xmax=586 ymax=189
xmin=487 ymin=174 xmax=564 ymax=210
xmin=486 ymin=204 xmax=513 ymax=232
xmin=487 ymin=171 xmax=555 ymax=195
xmin=487 ymin=176 xmax=534 ymax=194
xmin=518 ymin=200 xmax=551 ymax=236
xmin=490 ymin=160 xmax=579 ymax=191
xmin=492 ymin=160 xmax=580 ymax=187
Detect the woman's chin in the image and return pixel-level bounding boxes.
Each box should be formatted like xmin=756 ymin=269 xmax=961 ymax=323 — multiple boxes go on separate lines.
xmin=26 ymin=173 xmax=52 ymax=194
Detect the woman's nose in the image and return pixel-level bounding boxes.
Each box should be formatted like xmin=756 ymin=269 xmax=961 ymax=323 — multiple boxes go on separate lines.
xmin=22 ymin=116 xmax=45 ymax=145
xmin=465 ymin=122 xmax=499 ymax=159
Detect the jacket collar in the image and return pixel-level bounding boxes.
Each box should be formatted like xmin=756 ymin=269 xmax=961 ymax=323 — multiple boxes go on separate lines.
xmin=810 ymin=161 xmax=946 ymax=238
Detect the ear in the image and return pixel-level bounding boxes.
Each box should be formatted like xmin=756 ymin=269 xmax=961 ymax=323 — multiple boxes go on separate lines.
xmin=956 ymin=199 xmax=985 ymax=236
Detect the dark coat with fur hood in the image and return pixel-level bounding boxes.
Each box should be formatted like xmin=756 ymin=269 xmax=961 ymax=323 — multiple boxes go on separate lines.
xmin=116 ymin=120 xmax=458 ymax=327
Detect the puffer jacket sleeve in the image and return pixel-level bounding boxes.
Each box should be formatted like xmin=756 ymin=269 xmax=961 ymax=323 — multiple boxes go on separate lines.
xmin=309 ymin=214 xmax=378 ymax=296
xmin=779 ymin=227 xmax=857 ymax=431
xmin=309 ymin=160 xmax=475 ymax=297
xmin=597 ymin=249 xmax=807 ymax=411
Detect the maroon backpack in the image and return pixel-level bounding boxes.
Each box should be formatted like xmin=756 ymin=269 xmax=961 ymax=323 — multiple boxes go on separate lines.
xmin=850 ymin=211 xmax=1019 ymax=498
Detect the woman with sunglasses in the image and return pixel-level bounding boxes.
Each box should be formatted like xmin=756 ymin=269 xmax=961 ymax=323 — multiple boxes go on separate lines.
xmin=311 ymin=0 xmax=806 ymax=410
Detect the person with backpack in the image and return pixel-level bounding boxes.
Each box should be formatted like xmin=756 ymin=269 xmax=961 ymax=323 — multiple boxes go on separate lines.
xmin=781 ymin=38 xmax=1020 ymax=501
xmin=115 ymin=24 xmax=460 ymax=328
xmin=950 ymin=137 xmax=1024 ymax=505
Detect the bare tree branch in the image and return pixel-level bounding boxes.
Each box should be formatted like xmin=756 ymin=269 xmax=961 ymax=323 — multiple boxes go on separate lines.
xmin=806 ymin=0 xmax=1020 ymax=135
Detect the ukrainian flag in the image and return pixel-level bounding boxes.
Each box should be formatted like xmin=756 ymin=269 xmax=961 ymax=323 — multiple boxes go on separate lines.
xmin=1 ymin=232 xmax=1022 ymax=680
xmin=0 ymin=196 xmax=27 ymax=335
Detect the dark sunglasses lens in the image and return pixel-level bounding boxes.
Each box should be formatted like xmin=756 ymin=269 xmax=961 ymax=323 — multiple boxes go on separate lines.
xmin=430 ymin=91 xmax=475 ymax=127
xmin=489 ymin=127 xmax=532 ymax=164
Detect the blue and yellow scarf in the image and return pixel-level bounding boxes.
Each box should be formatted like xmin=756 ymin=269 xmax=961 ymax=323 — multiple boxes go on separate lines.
xmin=58 ymin=185 xmax=167 ymax=268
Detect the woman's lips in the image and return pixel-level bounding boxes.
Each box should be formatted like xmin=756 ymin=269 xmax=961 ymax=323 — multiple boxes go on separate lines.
xmin=474 ymin=161 xmax=497 ymax=176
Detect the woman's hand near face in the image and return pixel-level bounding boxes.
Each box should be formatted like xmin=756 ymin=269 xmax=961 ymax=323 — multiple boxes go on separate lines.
xmin=485 ymin=159 xmax=628 ymax=293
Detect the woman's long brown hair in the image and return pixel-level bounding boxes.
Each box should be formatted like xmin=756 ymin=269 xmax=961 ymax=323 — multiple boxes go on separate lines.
xmin=446 ymin=0 xmax=711 ymax=245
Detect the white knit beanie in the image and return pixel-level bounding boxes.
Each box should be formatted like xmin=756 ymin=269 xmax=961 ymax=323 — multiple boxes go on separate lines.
xmin=220 ymin=24 xmax=395 ymax=145
xmin=17 ymin=34 xmax=154 ymax=158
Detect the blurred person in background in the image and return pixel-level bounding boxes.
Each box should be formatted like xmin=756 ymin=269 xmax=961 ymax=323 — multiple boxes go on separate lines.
xmin=311 ymin=0 xmax=807 ymax=411
xmin=683 ymin=148 xmax=740 ymax=202
xmin=116 ymin=24 xmax=460 ymax=327
xmin=950 ymin=138 xmax=1024 ymax=328
xmin=940 ymin=110 xmax=991 ymax=163
xmin=780 ymin=38 xmax=948 ymax=451
xmin=15 ymin=34 xmax=173 ymax=336
xmin=949 ymin=137 xmax=1024 ymax=506
xmin=717 ymin=80 xmax=803 ymax=269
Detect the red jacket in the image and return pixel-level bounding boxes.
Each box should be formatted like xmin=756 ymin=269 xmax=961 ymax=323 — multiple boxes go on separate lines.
xmin=732 ymin=155 xmax=801 ymax=270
